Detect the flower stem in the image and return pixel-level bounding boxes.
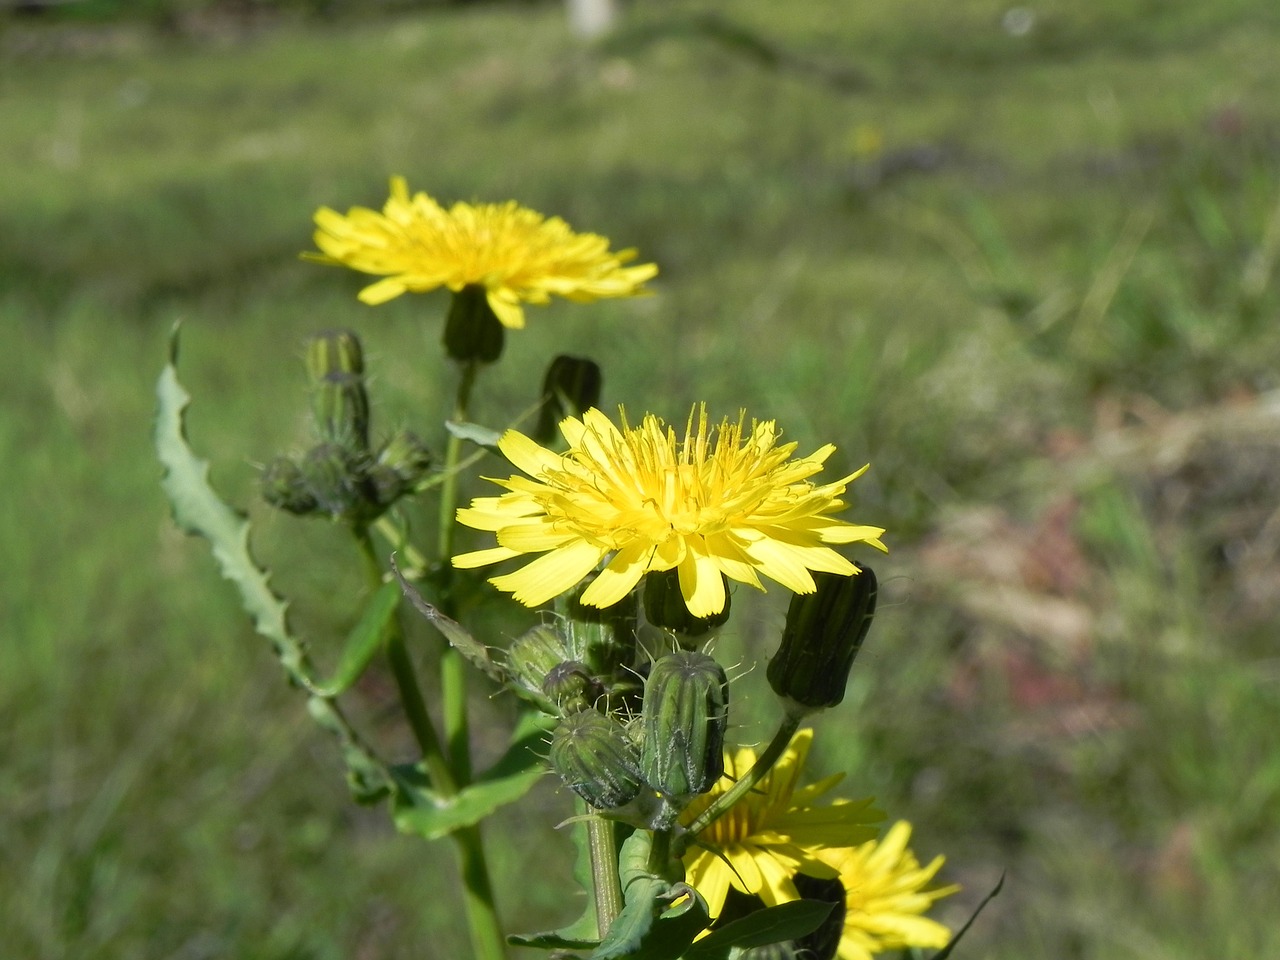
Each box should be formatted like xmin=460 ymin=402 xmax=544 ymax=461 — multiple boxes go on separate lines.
xmin=353 ymin=523 xmax=506 ymax=959
xmin=681 ymin=712 xmax=803 ymax=843
xmin=437 ymin=357 xmax=480 ymax=781
xmin=586 ymin=810 xmax=623 ymax=937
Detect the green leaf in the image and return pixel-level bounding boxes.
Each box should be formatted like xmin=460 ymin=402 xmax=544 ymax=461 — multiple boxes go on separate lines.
xmin=589 ymin=833 xmax=711 ymax=960
xmin=155 ymin=327 xmax=390 ymax=800
xmin=930 ymin=872 xmax=1004 ymax=960
xmin=682 ymin=900 xmax=835 ymax=960
xmin=393 ymin=769 xmax=543 ymax=841
xmin=445 ymin=419 xmax=503 ymax=454
xmin=392 ymin=558 xmax=505 ymax=684
xmin=155 ymin=327 xmax=303 ymax=682
xmin=310 ymin=580 xmax=401 ymax=696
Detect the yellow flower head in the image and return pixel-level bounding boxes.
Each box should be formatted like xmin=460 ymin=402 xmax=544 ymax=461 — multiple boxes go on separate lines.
xmin=452 ymin=405 xmax=887 ymax=617
xmin=681 ymin=729 xmax=883 ymax=920
xmin=306 ymin=177 xmax=658 ymax=329
xmin=821 ymin=821 xmax=960 ymax=960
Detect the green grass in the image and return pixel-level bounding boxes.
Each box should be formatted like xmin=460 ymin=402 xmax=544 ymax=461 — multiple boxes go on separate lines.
xmin=4 ymin=1 xmax=1280 ymax=957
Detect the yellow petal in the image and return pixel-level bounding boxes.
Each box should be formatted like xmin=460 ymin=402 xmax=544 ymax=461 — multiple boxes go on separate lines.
xmin=490 ymin=539 xmax=604 ymax=607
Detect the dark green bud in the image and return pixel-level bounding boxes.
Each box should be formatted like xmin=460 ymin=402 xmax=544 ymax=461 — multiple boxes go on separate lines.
xmin=549 ymin=710 xmax=644 ymax=810
xmin=767 ymin=565 xmax=877 ymax=714
xmin=641 ymin=651 xmax=728 ymax=805
xmin=443 ymin=284 xmax=504 ymax=364
xmin=369 ymin=429 xmax=432 ymax=505
xmin=261 ymin=456 xmax=318 ymax=515
xmin=535 ymin=354 xmax=602 ymax=442
xmin=542 ymin=660 xmax=603 ymax=714
xmin=311 ymin=371 xmax=370 ymax=452
xmin=643 ymin=567 xmax=731 ymax=641
xmin=300 ymin=442 xmax=376 ymax=521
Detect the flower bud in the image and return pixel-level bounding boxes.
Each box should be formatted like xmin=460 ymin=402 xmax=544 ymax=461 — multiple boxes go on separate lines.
xmin=542 ymin=660 xmax=603 ymax=715
xmin=311 ymin=371 xmax=370 ymax=452
xmin=643 ymin=567 xmax=731 ymax=641
xmin=641 ymin=651 xmax=728 ymax=804
xmin=300 ymin=442 xmax=376 ymax=521
xmin=368 ymin=429 xmax=432 ymax=506
xmin=767 ymin=565 xmax=877 ymax=714
xmin=563 ymin=578 xmax=639 ymax=680
xmin=549 ymin=710 xmax=644 ymax=810
xmin=261 ymin=456 xmax=318 ymax=515
xmin=535 ymin=354 xmax=602 ymax=442
xmin=443 ymin=284 xmax=504 ymax=364
xmin=305 ymin=328 xmax=365 ymax=382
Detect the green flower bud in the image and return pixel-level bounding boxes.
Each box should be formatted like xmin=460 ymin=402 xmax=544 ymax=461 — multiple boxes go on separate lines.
xmin=369 ymin=429 xmax=432 ymax=506
xmin=261 ymin=456 xmax=318 ymax=515
xmin=641 ymin=651 xmax=728 ymax=805
xmin=563 ymin=577 xmax=639 ymax=681
xmin=305 ymin=328 xmax=365 ymax=382
xmin=767 ymin=565 xmax=877 ymax=714
xmin=549 ymin=710 xmax=644 ymax=810
xmin=535 ymin=354 xmax=603 ymax=442
xmin=542 ymin=660 xmax=603 ymax=715
xmin=311 ymin=371 xmax=370 ymax=452
xmin=643 ymin=567 xmax=731 ymax=641
xmin=300 ymin=442 xmax=376 ymax=521
xmin=443 ymin=284 xmax=504 ymax=364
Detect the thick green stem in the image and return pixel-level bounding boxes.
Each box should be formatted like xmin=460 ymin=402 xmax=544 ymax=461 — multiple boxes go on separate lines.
xmin=682 ymin=713 xmax=803 ymax=843
xmin=454 ymin=824 xmax=506 ymax=960
xmin=586 ymin=811 xmax=623 ymax=937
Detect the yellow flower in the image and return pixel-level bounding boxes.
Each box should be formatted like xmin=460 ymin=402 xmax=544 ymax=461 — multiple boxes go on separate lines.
xmin=306 ymin=177 xmax=658 ymax=329
xmin=452 ymin=405 xmax=887 ymax=617
xmin=821 ymin=821 xmax=959 ymax=960
xmin=680 ymin=729 xmax=882 ymax=920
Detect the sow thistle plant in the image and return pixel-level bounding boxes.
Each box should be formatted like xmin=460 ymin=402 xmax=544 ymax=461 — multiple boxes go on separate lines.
xmin=155 ymin=179 xmax=994 ymax=960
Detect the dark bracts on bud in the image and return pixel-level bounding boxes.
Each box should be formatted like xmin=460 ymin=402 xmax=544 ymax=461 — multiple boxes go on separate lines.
xmin=643 ymin=567 xmax=731 ymax=640
xmin=368 ymin=429 xmax=432 ymax=503
xmin=444 ymin=284 xmax=505 ymax=364
xmin=261 ymin=457 xmax=318 ymax=515
xmin=641 ymin=651 xmax=728 ymax=806
xmin=549 ymin=710 xmax=644 ymax=810
xmin=542 ymin=660 xmax=604 ymax=715
xmin=767 ymin=565 xmax=877 ymax=713
xmin=535 ymin=354 xmax=602 ymax=442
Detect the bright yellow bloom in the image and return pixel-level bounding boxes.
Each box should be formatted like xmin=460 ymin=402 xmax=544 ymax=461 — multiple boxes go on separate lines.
xmin=680 ymin=729 xmax=882 ymax=920
xmin=821 ymin=821 xmax=959 ymax=960
xmin=306 ymin=177 xmax=657 ymax=328
xmin=452 ymin=405 xmax=887 ymax=617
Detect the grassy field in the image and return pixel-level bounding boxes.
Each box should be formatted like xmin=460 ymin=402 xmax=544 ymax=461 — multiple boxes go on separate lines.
xmin=4 ymin=1 xmax=1280 ymax=957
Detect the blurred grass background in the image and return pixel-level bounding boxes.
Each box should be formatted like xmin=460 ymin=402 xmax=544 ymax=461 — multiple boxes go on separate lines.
xmin=3 ymin=0 xmax=1280 ymax=957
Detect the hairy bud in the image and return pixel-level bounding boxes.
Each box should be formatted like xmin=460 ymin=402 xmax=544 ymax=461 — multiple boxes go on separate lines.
xmin=641 ymin=651 xmax=728 ymax=805
xmin=443 ymin=284 xmax=504 ymax=364
xmin=643 ymin=567 xmax=731 ymax=640
xmin=535 ymin=354 xmax=602 ymax=442
xmin=305 ymin=328 xmax=365 ymax=382
xmin=549 ymin=710 xmax=644 ymax=810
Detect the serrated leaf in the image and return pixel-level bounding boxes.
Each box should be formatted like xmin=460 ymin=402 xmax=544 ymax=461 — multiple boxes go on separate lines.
xmin=445 ymin=419 xmax=503 ymax=454
xmin=155 ymin=327 xmax=389 ymax=800
xmin=930 ymin=871 xmax=1004 ymax=960
xmin=682 ymin=900 xmax=835 ymax=960
xmin=310 ymin=580 xmax=401 ymax=697
xmin=392 ymin=558 xmax=505 ymax=683
xmin=155 ymin=328 xmax=304 ymax=680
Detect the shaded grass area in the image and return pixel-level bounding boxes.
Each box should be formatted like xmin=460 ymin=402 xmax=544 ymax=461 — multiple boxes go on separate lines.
xmin=3 ymin=1 xmax=1280 ymax=957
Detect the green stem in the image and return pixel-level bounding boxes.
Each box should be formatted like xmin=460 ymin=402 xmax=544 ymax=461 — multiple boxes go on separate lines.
xmin=682 ymin=713 xmax=803 ymax=843
xmin=354 ymin=524 xmax=505 ymax=959
xmin=454 ymin=824 xmax=506 ymax=960
xmin=437 ymin=358 xmax=480 ymax=781
xmin=353 ymin=526 xmax=455 ymax=793
xmin=586 ymin=811 xmax=623 ymax=938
